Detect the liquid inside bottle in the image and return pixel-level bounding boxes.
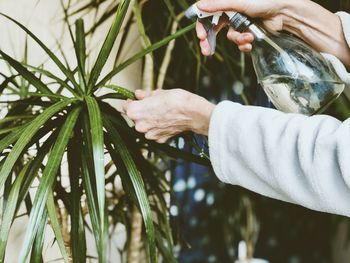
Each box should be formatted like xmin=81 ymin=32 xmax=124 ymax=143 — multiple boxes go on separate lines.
xmin=261 ymin=75 xmax=344 ymax=115
xmin=228 ymin=13 xmax=345 ymax=115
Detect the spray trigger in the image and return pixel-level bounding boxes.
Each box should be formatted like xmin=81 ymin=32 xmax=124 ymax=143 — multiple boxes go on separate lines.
xmin=185 ymin=4 xmax=225 ymax=56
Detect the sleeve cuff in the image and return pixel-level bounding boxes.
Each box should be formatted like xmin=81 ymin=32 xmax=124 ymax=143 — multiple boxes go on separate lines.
xmin=321 ymin=12 xmax=350 ymax=85
xmin=208 ymin=101 xmax=242 ymax=184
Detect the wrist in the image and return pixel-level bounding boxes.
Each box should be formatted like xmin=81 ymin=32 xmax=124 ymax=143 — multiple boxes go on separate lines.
xmin=183 ymin=94 xmax=215 ymax=136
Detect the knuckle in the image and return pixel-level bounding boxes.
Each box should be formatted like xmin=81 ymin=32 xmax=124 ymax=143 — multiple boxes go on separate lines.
xmin=145 ymin=132 xmax=156 ymax=140
xmin=156 ymin=138 xmax=168 ymax=144
xmin=126 ymin=103 xmax=141 ymax=119
xmin=135 ymin=123 xmax=149 ymax=133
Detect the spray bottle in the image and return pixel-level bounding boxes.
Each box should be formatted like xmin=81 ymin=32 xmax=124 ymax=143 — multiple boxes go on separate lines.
xmin=186 ymin=4 xmax=345 ymax=115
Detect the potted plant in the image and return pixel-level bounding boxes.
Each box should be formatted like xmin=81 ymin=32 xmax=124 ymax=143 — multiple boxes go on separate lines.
xmin=0 ymin=1 xmax=207 ymax=262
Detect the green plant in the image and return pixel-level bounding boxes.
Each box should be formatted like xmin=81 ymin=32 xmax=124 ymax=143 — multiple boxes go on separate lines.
xmin=0 ymin=1 xmax=207 ymax=262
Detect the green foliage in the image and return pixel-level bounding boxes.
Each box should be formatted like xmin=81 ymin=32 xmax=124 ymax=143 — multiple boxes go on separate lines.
xmin=0 ymin=1 xmax=205 ymax=262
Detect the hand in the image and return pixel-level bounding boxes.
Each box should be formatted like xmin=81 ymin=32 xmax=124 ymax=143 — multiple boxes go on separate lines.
xmin=123 ymin=89 xmax=215 ymax=143
xmin=196 ymin=0 xmax=287 ymax=55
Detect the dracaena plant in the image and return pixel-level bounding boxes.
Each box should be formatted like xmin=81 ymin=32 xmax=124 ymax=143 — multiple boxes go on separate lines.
xmin=0 ymin=0 xmax=208 ymax=262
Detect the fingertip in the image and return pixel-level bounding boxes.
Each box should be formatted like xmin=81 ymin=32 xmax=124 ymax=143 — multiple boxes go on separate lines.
xmin=200 ymin=39 xmax=211 ymax=56
xmin=135 ymin=89 xmax=144 ymax=100
xmin=156 ymin=137 xmax=168 ymax=144
xmin=239 ymin=43 xmax=253 ymax=53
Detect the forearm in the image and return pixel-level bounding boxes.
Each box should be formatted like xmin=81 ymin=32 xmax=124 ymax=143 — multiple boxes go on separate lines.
xmin=281 ymin=0 xmax=350 ymax=67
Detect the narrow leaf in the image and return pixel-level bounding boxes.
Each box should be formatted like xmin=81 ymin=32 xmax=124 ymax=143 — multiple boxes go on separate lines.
xmin=18 ymin=107 xmax=81 ymax=262
xmin=88 ymin=0 xmax=131 ymax=92
xmin=67 ymin=132 xmax=86 ymax=263
xmin=104 ymin=85 xmax=135 ymax=100
xmin=46 ymin=189 xmax=70 ymax=263
xmin=85 ymin=97 xmax=107 ymax=261
xmin=0 ymin=50 xmax=53 ymax=95
xmin=0 ymin=13 xmax=81 ymax=91
xmin=95 ymin=23 xmax=195 ymax=90
xmin=75 ymin=19 xmax=87 ymax=93
xmin=0 ymin=163 xmax=30 ymax=261
xmin=104 ymin=119 xmax=156 ymax=263
xmin=0 ymin=99 xmax=76 ymax=189
xmin=29 ymin=209 xmax=47 ymax=263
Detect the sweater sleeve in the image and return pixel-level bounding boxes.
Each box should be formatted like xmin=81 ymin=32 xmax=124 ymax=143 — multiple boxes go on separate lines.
xmin=321 ymin=12 xmax=350 ymax=84
xmin=209 ymin=101 xmax=350 ymax=217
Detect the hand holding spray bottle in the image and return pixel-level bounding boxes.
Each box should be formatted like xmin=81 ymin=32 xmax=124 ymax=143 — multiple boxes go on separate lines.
xmin=186 ymin=3 xmax=345 ymax=115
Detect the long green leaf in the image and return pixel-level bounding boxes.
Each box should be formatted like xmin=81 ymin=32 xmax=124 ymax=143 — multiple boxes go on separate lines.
xmin=155 ymin=229 xmax=177 ymax=263
xmin=81 ymin=113 xmax=102 ymax=258
xmin=0 ymin=163 xmax=30 ymax=262
xmin=104 ymin=85 xmax=135 ymax=100
xmin=68 ymin=132 xmax=86 ymax=263
xmin=75 ymin=19 xmax=87 ymax=93
xmin=46 ymin=190 xmax=70 ymax=263
xmin=0 ymin=50 xmax=53 ymax=95
xmin=104 ymin=119 xmax=156 ymax=263
xmin=85 ymin=97 xmax=107 ymax=262
xmin=17 ymin=130 xmax=59 ymax=212
xmin=95 ymin=23 xmax=195 ymax=91
xmin=81 ymin=155 xmax=101 ymax=252
xmin=0 ymin=99 xmax=76 ymax=189
xmin=18 ymin=107 xmax=81 ymax=262
xmin=29 ymin=209 xmax=47 ymax=263
xmin=0 ymin=13 xmax=81 ymax=92
xmin=88 ymin=0 xmax=131 ymax=92
xmin=21 ymin=63 xmax=79 ymax=97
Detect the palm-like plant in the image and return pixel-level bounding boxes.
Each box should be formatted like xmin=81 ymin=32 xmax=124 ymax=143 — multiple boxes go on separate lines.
xmin=0 ymin=1 xmax=208 ymax=262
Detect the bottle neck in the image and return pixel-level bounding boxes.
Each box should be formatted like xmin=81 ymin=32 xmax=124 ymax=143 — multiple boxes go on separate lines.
xmin=228 ymin=12 xmax=266 ymax=40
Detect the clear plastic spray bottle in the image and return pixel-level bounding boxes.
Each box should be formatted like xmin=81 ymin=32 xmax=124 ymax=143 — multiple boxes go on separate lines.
xmin=186 ymin=6 xmax=345 ymax=115
xmin=227 ymin=13 xmax=345 ymax=115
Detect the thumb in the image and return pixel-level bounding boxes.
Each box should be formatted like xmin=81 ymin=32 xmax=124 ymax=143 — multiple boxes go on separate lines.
xmin=122 ymin=99 xmax=132 ymax=113
xmin=197 ymin=0 xmax=247 ymax=13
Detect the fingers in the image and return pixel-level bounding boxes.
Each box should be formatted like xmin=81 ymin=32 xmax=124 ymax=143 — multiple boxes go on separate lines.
xmin=135 ymin=89 xmax=151 ymax=100
xmin=227 ymin=28 xmax=254 ymax=52
xmin=196 ymin=20 xmax=207 ymax=40
xmin=196 ymin=21 xmax=211 ymax=56
xmin=123 ymin=100 xmax=143 ymax=120
xmin=145 ymin=129 xmax=171 ymax=144
xmin=238 ymin=43 xmax=253 ymax=52
xmin=200 ymin=39 xmax=211 ymax=56
xmin=122 ymin=99 xmax=132 ymax=114
xmin=227 ymin=28 xmax=254 ymax=45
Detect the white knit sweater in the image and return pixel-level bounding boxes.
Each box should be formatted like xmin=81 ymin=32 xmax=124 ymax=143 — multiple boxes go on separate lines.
xmin=208 ymin=12 xmax=350 ymax=217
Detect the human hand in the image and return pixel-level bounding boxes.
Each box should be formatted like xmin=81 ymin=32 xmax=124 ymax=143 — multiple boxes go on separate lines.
xmin=123 ymin=89 xmax=215 ymax=143
xmin=196 ymin=0 xmax=288 ymax=55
